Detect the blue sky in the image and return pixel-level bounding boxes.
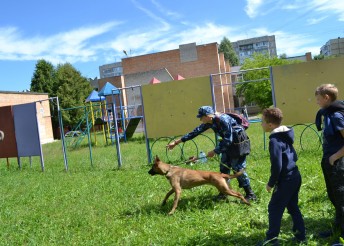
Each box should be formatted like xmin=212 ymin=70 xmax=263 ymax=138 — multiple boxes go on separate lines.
xmin=1 ymin=0 xmax=343 ymax=92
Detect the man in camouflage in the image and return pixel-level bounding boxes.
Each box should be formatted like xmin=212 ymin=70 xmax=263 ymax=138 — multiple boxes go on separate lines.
xmin=167 ymin=106 xmax=256 ymax=201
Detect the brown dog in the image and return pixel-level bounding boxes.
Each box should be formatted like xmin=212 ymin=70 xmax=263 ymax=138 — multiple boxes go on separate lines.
xmin=148 ymin=156 xmax=250 ymax=215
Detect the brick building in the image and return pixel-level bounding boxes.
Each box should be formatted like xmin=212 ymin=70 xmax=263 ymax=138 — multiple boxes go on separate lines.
xmin=99 ymin=42 xmax=234 ymax=113
xmin=0 ymin=91 xmax=54 ymax=144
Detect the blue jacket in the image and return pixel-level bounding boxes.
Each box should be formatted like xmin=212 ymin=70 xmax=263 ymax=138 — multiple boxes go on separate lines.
xmin=181 ymin=113 xmax=238 ymax=154
xmin=268 ymin=126 xmax=299 ymax=188
xmin=315 ymin=100 xmax=344 ymax=158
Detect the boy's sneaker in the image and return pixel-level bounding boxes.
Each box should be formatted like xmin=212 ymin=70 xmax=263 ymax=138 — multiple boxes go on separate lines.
xmin=293 ymin=230 xmax=306 ymax=244
xmin=256 ymin=238 xmax=279 ymax=246
xmin=332 ymin=236 xmax=344 ymax=246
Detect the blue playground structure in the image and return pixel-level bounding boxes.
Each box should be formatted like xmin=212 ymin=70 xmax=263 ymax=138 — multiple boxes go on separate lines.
xmin=59 ymin=82 xmax=145 ymax=168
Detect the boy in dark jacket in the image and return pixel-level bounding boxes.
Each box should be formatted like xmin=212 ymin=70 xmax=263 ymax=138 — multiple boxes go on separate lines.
xmin=257 ymin=108 xmax=305 ymax=246
xmin=315 ymin=84 xmax=344 ymax=244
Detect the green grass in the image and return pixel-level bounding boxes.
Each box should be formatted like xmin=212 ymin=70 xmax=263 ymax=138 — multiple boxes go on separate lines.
xmin=0 ymin=123 xmax=337 ymax=245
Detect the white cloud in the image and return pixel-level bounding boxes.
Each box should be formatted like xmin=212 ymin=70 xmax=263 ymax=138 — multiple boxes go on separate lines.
xmin=150 ymin=0 xmax=181 ymax=19
xmin=0 ymin=22 xmax=121 ymax=63
xmin=131 ymin=0 xmax=170 ymax=31
xmin=105 ymin=22 xmax=233 ymax=59
xmin=245 ymin=0 xmax=264 ymax=18
xmin=310 ymin=0 xmax=344 ymax=21
xmin=246 ymin=0 xmax=344 ymax=22
xmin=175 ymin=23 xmax=233 ymax=46
xmin=307 ymin=16 xmax=328 ymax=25
xmin=273 ymin=31 xmax=320 ymax=56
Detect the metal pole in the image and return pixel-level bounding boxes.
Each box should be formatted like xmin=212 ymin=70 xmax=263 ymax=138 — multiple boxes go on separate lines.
xmin=57 ymin=97 xmax=68 ymax=171
xmin=209 ymin=75 xmax=216 ymax=111
xmin=269 ymin=66 xmax=276 ymax=107
xmin=140 ymin=86 xmax=152 ymax=164
xmin=209 ymin=74 xmax=219 ymax=151
xmin=85 ymin=107 xmax=93 ymax=167
xmin=111 ymin=92 xmax=122 ymax=168
xmin=118 ymin=90 xmax=126 ymax=142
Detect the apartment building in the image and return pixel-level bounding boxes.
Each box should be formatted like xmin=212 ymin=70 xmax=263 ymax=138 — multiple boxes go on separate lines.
xmin=320 ymin=37 xmax=344 ymax=57
xmin=232 ymin=35 xmax=277 ymax=64
xmin=99 ymin=62 xmax=123 ymax=79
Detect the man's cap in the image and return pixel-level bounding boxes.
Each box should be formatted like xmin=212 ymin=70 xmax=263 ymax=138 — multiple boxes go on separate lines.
xmin=196 ymin=106 xmax=214 ymax=118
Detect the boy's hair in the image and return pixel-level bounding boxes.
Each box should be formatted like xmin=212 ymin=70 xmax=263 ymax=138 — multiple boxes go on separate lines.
xmin=315 ymin=84 xmax=338 ymax=101
xmin=262 ymin=108 xmax=283 ymax=125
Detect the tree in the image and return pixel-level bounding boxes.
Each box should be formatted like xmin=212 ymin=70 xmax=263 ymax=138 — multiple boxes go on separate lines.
xmin=55 ymin=63 xmax=93 ymax=127
xmin=30 ymin=59 xmax=55 ymax=95
xmin=279 ymin=53 xmax=287 ymax=59
xmin=30 ymin=59 xmax=93 ymax=130
xmin=236 ymin=53 xmax=301 ymax=109
xmin=218 ymin=37 xmax=239 ymax=66
xmin=313 ymin=54 xmax=324 ymax=60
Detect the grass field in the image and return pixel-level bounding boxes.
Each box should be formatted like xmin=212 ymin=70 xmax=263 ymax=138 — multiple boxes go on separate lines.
xmin=0 ymin=122 xmax=339 ymax=245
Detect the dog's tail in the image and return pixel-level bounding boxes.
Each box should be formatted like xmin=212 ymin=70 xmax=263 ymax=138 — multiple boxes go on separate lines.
xmin=221 ymin=173 xmax=231 ymax=180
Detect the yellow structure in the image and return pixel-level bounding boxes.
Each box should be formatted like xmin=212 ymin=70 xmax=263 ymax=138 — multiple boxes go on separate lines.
xmin=272 ymin=56 xmax=344 ymax=125
xmin=142 ymin=76 xmax=213 ymax=138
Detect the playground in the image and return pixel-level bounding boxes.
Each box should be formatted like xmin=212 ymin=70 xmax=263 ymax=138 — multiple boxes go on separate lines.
xmin=0 ymin=56 xmax=343 ymax=245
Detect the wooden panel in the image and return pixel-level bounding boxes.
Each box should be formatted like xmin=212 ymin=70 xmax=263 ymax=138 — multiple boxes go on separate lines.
xmin=13 ymin=103 xmax=41 ymax=157
xmin=272 ymin=56 xmax=344 ymax=125
xmin=142 ymin=76 xmax=213 ymax=138
xmin=0 ymin=106 xmax=18 ymax=158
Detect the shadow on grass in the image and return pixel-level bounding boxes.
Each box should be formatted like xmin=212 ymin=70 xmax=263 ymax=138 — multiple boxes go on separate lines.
xmin=119 ymin=193 xmax=248 ymax=217
xmin=181 ymin=215 xmax=337 ymax=246
xmin=185 ymin=232 xmax=263 ymax=246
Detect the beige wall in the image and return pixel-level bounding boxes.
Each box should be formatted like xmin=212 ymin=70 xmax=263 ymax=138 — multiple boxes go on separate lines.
xmin=0 ymin=91 xmax=54 ymax=144
xmin=272 ymin=56 xmax=344 ymax=125
xmin=142 ymin=76 xmax=212 ymax=138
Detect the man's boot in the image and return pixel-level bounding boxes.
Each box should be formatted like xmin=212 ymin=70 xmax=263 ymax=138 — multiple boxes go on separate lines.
xmin=244 ymin=185 xmax=257 ymax=201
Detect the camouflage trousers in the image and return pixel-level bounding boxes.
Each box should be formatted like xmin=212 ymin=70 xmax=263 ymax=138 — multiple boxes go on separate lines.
xmin=219 ymin=152 xmax=251 ymax=188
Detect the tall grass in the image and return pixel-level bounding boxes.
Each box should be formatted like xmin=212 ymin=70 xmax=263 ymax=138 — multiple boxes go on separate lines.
xmin=0 ymin=123 xmax=337 ymax=245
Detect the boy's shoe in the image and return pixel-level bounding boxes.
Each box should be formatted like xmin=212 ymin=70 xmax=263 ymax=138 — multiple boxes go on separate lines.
xmin=293 ymin=229 xmax=306 ymax=244
xmin=332 ymin=236 xmax=344 ymax=246
xmin=256 ymin=238 xmax=279 ymax=246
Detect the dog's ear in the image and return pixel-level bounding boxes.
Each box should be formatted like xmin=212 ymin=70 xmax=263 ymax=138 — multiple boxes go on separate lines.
xmin=155 ymin=155 xmax=160 ymax=162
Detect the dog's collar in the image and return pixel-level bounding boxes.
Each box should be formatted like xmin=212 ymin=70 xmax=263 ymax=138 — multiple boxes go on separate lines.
xmin=164 ymin=165 xmax=175 ymax=176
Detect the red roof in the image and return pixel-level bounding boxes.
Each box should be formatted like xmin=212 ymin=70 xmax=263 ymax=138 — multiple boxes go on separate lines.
xmin=175 ymin=74 xmax=185 ymax=80
xmin=149 ymin=77 xmax=161 ymax=84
